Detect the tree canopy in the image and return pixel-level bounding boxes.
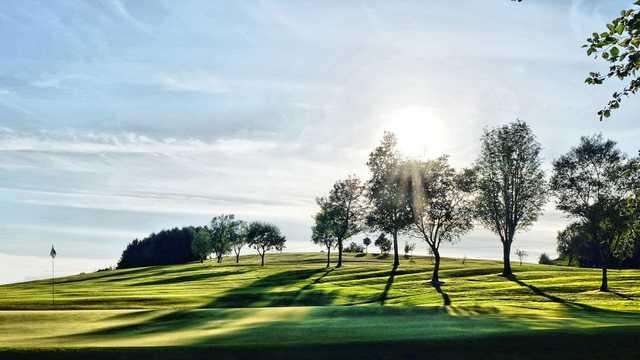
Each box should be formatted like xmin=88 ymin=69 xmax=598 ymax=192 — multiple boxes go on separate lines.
xmin=406 ymin=157 xmax=474 ymax=284
xmin=551 ymin=134 xmax=637 ymax=291
xmin=246 ymin=222 xmax=286 ymax=266
xmin=366 ymin=132 xmax=413 ymax=268
xmin=584 ymin=1 xmax=640 ymax=120
xmin=473 ymin=120 xmax=547 ymax=277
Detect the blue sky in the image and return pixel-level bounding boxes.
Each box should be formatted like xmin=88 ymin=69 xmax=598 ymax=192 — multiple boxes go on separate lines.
xmin=1 ymin=0 xmax=639 ymax=283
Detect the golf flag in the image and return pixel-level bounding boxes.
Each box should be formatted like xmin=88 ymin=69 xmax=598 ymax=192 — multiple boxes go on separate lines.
xmin=50 ymin=245 xmax=56 ymax=258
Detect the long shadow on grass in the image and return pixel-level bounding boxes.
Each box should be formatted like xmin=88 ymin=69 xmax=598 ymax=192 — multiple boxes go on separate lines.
xmin=204 ymin=268 xmax=338 ymax=308
xmin=506 ymin=275 xmax=631 ymax=314
xmin=433 ymin=283 xmax=452 ymax=306
xmin=130 ymin=270 xmax=251 ymax=287
xmin=379 ymin=269 xmax=396 ymax=305
xmin=611 ymin=290 xmax=634 ymax=301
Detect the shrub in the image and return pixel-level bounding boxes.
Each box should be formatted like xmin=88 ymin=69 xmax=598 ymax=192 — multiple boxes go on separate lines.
xmin=375 ymin=234 xmax=392 ymax=255
xmin=344 ymin=242 xmax=365 ymax=253
xmin=539 ymin=253 xmax=553 ymax=265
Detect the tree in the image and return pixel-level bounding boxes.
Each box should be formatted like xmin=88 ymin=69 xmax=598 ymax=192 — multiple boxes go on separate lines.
xmin=403 ymin=242 xmax=416 ymax=259
xmin=405 ymin=157 xmax=474 ymax=284
xmin=117 ymin=227 xmax=200 ymax=269
xmin=362 ymin=237 xmax=371 ymax=254
xmin=515 ymin=249 xmax=528 ymax=266
xmin=550 ymin=134 xmax=636 ymax=291
xmin=367 ymin=132 xmax=413 ymax=268
xmin=473 ymin=121 xmax=547 ymax=277
xmin=231 ymin=220 xmax=248 ymax=263
xmin=209 ymin=214 xmax=239 ymax=264
xmin=317 ymin=176 xmax=366 ymax=268
xmin=311 ymin=207 xmax=337 ymax=268
xmin=584 ymin=1 xmax=640 ymax=120
xmin=374 ymin=233 xmax=392 ymax=255
xmin=246 ymin=222 xmax=286 ymax=266
xmin=191 ymin=227 xmax=212 ymax=263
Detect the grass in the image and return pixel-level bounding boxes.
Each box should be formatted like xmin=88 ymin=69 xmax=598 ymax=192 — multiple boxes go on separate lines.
xmin=1 ymin=252 xmax=640 ymax=359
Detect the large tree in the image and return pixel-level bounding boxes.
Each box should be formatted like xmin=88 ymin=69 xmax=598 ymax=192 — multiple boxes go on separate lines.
xmin=406 ymin=157 xmax=474 ymax=285
xmin=311 ymin=206 xmax=338 ymax=268
xmin=551 ymin=135 xmax=636 ymax=291
xmin=209 ymin=214 xmax=240 ymax=264
xmin=366 ymin=132 xmax=413 ymax=269
xmin=584 ymin=1 xmax=640 ymax=120
xmin=246 ymin=222 xmax=286 ymax=266
xmin=316 ymin=176 xmax=366 ymax=268
xmin=473 ymin=121 xmax=547 ymax=277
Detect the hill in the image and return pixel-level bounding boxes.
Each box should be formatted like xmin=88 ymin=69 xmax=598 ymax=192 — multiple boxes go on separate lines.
xmin=1 ymin=252 xmax=640 ymax=359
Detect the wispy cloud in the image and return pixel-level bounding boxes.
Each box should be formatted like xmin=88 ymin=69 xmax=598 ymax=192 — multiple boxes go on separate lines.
xmin=0 ymin=129 xmax=277 ymax=155
xmin=157 ymin=71 xmax=230 ymax=94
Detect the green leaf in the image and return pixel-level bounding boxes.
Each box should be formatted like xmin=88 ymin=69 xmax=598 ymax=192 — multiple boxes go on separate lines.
xmin=611 ymin=46 xmax=620 ymax=57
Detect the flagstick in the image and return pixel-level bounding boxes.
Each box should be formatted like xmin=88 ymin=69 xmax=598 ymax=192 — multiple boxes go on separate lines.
xmin=51 ymin=255 xmax=55 ymax=306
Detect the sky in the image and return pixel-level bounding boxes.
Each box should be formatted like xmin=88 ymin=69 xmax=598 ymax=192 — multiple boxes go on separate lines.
xmin=1 ymin=0 xmax=639 ymax=284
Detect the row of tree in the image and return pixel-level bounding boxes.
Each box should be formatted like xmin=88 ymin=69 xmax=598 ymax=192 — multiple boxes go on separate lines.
xmin=117 ymin=216 xmax=286 ymax=269
xmin=191 ymin=215 xmax=286 ymax=267
xmin=311 ymin=121 xmax=640 ymax=291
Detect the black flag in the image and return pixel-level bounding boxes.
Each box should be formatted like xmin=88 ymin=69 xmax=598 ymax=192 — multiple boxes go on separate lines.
xmin=50 ymin=245 xmax=56 ymax=258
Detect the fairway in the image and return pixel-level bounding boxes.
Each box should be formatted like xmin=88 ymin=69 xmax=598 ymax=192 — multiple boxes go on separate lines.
xmin=1 ymin=253 xmax=640 ymax=359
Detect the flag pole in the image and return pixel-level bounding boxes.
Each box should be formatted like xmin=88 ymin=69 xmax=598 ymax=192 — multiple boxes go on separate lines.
xmin=50 ymin=245 xmax=57 ymax=306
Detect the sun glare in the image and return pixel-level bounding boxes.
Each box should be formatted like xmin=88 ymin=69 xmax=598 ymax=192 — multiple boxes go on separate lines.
xmin=384 ymin=106 xmax=449 ymax=159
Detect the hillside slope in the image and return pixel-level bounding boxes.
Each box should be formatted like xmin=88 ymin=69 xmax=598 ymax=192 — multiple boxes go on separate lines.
xmin=1 ymin=252 xmax=638 ymax=310
xmin=1 ymin=253 xmax=640 ymax=359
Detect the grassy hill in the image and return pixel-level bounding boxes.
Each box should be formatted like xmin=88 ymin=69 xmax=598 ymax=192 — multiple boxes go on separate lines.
xmin=1 ymin=252 xmax=640 ymax=359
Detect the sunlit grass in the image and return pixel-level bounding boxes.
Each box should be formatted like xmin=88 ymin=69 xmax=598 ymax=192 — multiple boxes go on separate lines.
xmin=1 ymin=252 xmax=639 ymax=357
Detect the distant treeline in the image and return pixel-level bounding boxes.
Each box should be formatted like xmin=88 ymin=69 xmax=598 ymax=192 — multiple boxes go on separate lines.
xmin=117 ymin=227 xmax=202 ymax=269
xmin=117 ymin=216 xmax=286 ymax=269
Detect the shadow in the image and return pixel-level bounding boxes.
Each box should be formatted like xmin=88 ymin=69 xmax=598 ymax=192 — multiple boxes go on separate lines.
xmin=204 ymin=268 xmax=335 ymax=308
xmin=506 ymin=275 xmax=611 ymax=313
xmin=611 ymin=290 xmax=635 ymax=301
xmin=130 ymin=270 xmax=251 ymax=287
xmin=379 ymin=269 xmax=396 ymax=305
xmin=432 ymin=283 xmax=452 ymax=306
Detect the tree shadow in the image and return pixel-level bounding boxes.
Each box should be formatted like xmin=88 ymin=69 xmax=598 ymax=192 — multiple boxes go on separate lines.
xmin=610 ymin=290 xmax=635 ymax=301
xmin=204 ymin=268 xmax=336 ymax=308
xmin=506 ymin=275 xmax=620 ymax=313
xmin=379 ymin=269 xmax=396 ymax=305
xmin=432 ymin=283 xmax=451 ymax=306
xmin=130 ymin=270 xmax=251 ymax=287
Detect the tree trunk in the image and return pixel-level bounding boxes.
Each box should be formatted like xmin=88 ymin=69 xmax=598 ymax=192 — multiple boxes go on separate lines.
xmin=235 ymin=253 xmax=240 ymax=263
xmin=261 ymin=253 xmax=265 ymax=267
xmin=431 ymin=248 xmax=441 ymax=284
xmin=336 ymin=241 xmax=343 ymax=268
xmin=502 ymin=241 xmax=512 ymax=276
xmin=326 ymin=247 xmax=331 ymax=268
xmin=600 ymin=266 xmax=609 ymax=292
xmin=392 ymin=231 xmax=399 ymax=269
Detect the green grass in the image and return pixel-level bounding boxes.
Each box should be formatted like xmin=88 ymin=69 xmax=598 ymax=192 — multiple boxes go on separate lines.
xmin=1 ymin=252 xmax=640 ymax=359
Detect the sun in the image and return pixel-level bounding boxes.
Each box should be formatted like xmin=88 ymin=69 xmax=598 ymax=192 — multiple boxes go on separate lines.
xmin=383 ymin=106 xmax=449 ymax=159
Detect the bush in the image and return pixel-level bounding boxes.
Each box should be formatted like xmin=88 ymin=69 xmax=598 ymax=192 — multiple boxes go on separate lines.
xmin=375 ymin=234 xmax=392 ymax=255
xmin=344 ymin=242 xmax=365 ymax=253
xmin=538 ymin=253 xmax=553 ymax=265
